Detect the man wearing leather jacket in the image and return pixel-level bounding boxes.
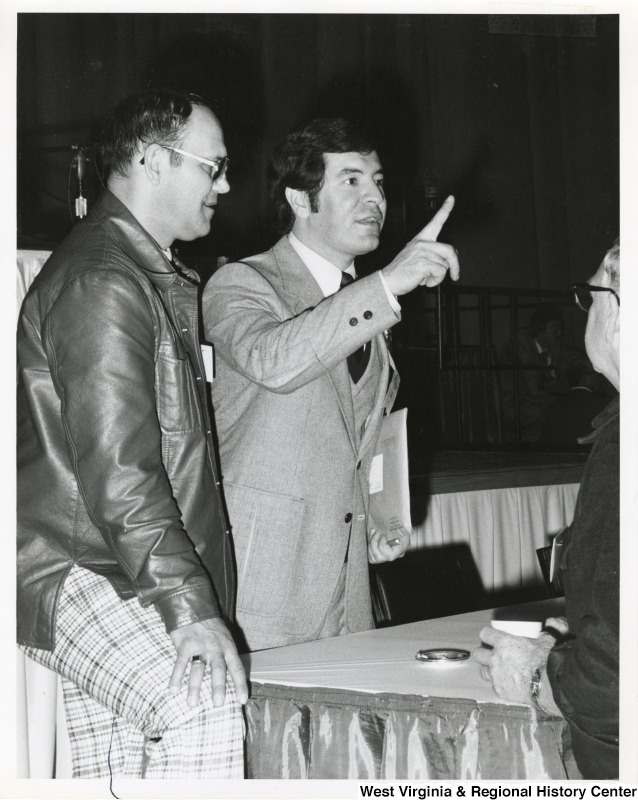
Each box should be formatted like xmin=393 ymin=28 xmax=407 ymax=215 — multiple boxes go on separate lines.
xmin=17 ymin=90 xmax=248 ymax=779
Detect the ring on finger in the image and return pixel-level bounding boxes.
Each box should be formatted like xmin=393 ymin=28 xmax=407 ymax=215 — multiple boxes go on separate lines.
xmin=191 ymin=655 xmax=207 ymax=666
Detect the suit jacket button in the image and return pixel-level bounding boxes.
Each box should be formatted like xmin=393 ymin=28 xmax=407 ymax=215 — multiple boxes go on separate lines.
xmin=363 ymin=310 xmax=373 ymax=320
xmin=344 ymin=512 xmax=353 ymax=523
xmin=349 ymin=317 xmax=358 ymax=326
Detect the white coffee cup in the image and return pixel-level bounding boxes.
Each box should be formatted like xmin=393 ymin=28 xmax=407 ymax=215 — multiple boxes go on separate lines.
xmin=491 ymin=619 xmax=543 ymax=638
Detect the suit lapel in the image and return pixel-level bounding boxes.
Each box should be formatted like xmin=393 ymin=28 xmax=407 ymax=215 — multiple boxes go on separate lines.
xmin=270 ymin=237 xmax=401 ymax=459
xmin=359 ymin=335 xmax=394 ymax=455
xmin=327 ymin=362 xmax=357 ymax=453
xmin=270 ymin=237 xmax=357 ymax=451
xmin=270 ymin=236 xmax=324 ymax=313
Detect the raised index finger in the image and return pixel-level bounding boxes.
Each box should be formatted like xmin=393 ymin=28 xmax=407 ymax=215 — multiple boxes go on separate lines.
xmin=417 ymin=195 xmax=455 ymax=242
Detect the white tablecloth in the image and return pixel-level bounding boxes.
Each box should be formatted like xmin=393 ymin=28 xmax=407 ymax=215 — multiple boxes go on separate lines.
xmin=16 ymin=249 xmax=71 ymax=778
xmin=17 ymin=249 xmax=51 ymax=317
xmin=244 ymin=599 xmax=565 ymax=699
xmin=410 ymin=482 xmax=579 ymax=591
xmin=243 ymin=599 xmax=577 ymax=779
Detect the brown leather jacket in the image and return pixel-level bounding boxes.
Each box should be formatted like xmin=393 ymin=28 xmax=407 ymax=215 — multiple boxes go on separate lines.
xmin=17 ymin=190 xmax=235 ymax=650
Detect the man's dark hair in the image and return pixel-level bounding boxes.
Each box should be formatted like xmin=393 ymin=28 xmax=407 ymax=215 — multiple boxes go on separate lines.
xmin=267 ymin=117 xmax=378 ymax=234
xmin=100 ymin=89 xmax=210 ymax=178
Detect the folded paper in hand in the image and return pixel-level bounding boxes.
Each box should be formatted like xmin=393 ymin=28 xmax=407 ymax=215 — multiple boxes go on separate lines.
xmin=369 ymin=408 xmax=412 ymax=533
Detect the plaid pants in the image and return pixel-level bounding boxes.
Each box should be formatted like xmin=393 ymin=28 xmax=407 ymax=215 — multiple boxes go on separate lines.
xmin=21 ymin=564 xmax=244 ymax=779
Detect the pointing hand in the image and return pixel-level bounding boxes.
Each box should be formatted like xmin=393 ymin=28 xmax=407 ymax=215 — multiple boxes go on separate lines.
xmin=382 ymin=195 xmax=459 ymax=296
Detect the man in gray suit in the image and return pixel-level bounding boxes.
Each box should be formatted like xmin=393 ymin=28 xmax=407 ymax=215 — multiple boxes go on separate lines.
xmin=203 ymin=118 xmax=459 ymax=651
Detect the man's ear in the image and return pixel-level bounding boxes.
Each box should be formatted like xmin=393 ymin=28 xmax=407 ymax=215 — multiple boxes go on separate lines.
xmin=139 ymin=143 xmax=165 ymax=186
xmin=285 ymin=187 xmax=311 ymax=220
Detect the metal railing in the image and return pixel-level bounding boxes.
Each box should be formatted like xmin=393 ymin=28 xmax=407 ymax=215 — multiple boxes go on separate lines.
xmin=393 ymin=283 xmax=584 ymax=448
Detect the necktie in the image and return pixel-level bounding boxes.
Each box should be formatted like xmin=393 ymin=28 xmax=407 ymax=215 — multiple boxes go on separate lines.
xmin=340 ymin=271 xmax=370 ymax=383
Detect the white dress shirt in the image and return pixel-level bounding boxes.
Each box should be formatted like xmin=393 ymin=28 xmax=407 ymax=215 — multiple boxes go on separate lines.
xmin=288 ymin=232 xmax=400 ymax=312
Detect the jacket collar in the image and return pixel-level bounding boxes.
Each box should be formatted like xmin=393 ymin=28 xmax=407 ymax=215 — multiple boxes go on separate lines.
xmin=287 ymin=232 xmax=355 ymax=296
xmin=269 ymin=235 xmax=392 ymax=457
xmin=270 ymin=236 xmax=326 ymax=313
xmin=89 ymin=189 xmax=200 ymax=286
xmin=579 ymin=394 xmax=619 ymax=444
xmin=269 ymin=237 xmax=359 ymax=445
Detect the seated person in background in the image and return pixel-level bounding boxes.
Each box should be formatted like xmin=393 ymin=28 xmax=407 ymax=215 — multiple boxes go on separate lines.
xmin=475 ymin=239 xmax=620 ymax=779
xmin=499 ymin=305 xmax=588 ymax=441
xmin=539 ymin=366 xmax=611 ymax=447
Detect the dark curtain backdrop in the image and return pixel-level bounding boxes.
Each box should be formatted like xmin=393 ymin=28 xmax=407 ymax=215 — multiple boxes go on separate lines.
xmin=17 ymin=13 xmax=618 ymax=290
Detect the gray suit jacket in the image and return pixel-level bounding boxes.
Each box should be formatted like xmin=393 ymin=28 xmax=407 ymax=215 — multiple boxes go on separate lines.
xmin=203 ymin=236 xmax=400 ymax=650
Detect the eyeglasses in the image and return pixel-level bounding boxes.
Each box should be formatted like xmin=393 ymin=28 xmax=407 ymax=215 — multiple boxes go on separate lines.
xmin=139 ymin=145 xmax=229 ymax=183
xmin=572 ymin=282 xmax=620 ymax=312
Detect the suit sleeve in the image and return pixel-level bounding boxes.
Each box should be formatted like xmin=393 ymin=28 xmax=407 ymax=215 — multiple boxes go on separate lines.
xmin=203 ymin=262 xmax=399 ymax=393
xmin=45 ymin=268 xmax=220 ymax=631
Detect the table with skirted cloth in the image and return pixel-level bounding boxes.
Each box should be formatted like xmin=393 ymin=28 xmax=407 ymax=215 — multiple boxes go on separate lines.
xmin=16 ymin=250 xmax=582 ymax=779
xmin=242 ymin=600 xmax=579 ymax=780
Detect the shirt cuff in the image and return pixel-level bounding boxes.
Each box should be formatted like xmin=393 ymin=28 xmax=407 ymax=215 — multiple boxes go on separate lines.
xmin=379 ymin=271 xmax=401 ymax=314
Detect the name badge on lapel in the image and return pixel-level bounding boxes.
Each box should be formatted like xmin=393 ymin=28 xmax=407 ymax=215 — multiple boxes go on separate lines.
xmin=200 ymin=343 xmax=214 ymax=383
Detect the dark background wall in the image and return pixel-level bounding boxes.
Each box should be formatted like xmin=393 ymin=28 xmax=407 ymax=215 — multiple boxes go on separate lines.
xmin=18 ymin=13 xmax=618 ymax=292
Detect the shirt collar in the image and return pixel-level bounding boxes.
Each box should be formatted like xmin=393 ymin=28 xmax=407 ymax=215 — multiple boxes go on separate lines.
xmin=288 ymin=232 xmax=355 ymax=298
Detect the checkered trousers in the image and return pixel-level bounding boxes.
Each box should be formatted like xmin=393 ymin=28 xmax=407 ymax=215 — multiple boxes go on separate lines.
xmin=21 ymin=564 xmax=244 ymax=779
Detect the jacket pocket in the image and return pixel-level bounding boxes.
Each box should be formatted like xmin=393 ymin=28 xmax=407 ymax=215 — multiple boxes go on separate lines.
xmin=223 ymin=482 xmax=305 ymax=617
xmin=156 ymin=337 xmax=201 ymax=434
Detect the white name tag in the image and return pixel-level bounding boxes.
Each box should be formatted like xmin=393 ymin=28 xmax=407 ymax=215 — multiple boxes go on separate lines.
xmin=200 ymin=344 xmax=214 ymax=383
xmin=369 ymin=454 xmax=384 ymax=494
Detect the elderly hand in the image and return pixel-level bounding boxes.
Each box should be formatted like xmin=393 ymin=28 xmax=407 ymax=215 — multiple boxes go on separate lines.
xmin=473 ymin=626 xmax=556 ymax=706
xmin=368 ymin=525 xmax=411 ymax=564
xmin=169 ymin=617 xmax=249 ymax=708
xmin=381 ymin=196 xmax=460 ymax=296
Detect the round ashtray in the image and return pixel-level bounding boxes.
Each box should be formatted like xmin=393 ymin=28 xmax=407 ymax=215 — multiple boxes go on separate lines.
xmin=415 ymin=648 xmax=470 ymax=662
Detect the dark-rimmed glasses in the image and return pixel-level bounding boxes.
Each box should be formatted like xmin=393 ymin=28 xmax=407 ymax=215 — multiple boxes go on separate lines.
xmin=572 ymin=283 xmax=620 ymax=312
xmin=139 ymin=145 xmax=230 ymax=183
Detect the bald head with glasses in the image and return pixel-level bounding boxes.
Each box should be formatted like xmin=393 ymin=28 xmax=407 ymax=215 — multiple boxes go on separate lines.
xmin=101 ymin=89 xmax=230 ymax=248
xmin=475 ymin=237 xmax=621 ymax=779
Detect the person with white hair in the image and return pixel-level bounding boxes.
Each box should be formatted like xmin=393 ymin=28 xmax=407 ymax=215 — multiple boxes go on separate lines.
xmin=475 ymin=239 xmax=620 ymax=779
